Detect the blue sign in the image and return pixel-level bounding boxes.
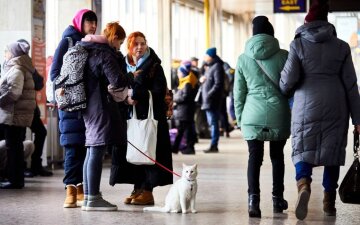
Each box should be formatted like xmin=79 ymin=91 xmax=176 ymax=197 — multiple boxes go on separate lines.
xmin=274 ymin=0 xmax=307 ymax=13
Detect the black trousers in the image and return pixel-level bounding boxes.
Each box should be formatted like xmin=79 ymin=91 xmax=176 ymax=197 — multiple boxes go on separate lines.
xmin=4 ymin=125 xmax=26 ymax=186
xmin=30 ymin=106 xmax=47 ymax=170
xmin=247 ymin=139 xmax=286 ymax=197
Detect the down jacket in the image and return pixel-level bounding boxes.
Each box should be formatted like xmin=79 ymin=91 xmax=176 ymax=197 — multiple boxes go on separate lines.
xmin=0 ymin=55 xmax=36 ymax=127
xmin=234 ymin=34 xmax=291 ymax=141
xmin=280 ymin=21 xmax=360 ymax=166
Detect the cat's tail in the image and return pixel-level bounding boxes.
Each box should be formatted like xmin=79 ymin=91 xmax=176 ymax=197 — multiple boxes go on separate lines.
xmin=143 ymin=206 xmax=169 ymax=213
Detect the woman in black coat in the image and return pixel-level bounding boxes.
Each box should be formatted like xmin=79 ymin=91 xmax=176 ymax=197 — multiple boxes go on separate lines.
xmin=110 ymin=31 xmax=173 ymax=205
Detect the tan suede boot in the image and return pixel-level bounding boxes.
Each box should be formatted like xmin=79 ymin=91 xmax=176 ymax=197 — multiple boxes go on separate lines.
xmin=124 ymin=189 xmax=142 ymax=204
xmin=131 ymin=190 xmax=154 ymax=205
xmin=323 ymin=191 xmax=336 ymax=216
xmin=295 ymin=178 xmax=311 ymax=220
xmin=63 ymin=185 xmax=77 ymax=208
xmin=76 ymin=183 xmax=84 ymax=207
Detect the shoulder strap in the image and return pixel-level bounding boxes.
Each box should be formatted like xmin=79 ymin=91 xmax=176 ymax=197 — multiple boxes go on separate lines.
xmin=66 ymin=37 xmax=73 ymax=48
xmin=254 ymin=59 xmax=279 ymax=89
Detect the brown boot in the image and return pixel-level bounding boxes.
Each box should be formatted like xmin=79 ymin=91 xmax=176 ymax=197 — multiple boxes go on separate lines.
xmin=63 ymin=185 xmax=77 ymax=208
xmin=131 ymin=190 xmax=154 ymax=205
xmin=295 ymin=178 xmax=311 ymax=220
xmin=124 ymin=189 xmax=142 ymax=204
xmin=323 ymin=191 xmax=336 ymax=216
xmin=76 ymin=183 xmax=84 ymax=207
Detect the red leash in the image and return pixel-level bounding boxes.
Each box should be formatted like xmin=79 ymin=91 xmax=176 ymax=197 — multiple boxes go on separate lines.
xmin=127 ymin=141 xmax=181 ymax=177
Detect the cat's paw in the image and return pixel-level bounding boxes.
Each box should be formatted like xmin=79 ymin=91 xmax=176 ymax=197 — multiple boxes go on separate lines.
xmin=191 ymin=210 xmax=197 ymax=214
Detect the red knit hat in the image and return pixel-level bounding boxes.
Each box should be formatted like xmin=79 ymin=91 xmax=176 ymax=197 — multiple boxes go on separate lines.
xmin=305 ymin=0 xmax=329 ymax=23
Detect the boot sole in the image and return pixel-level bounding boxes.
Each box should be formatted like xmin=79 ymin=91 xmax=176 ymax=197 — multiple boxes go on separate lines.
xmin=77 ymin=200 xmax=84 ymax=207
xmin=248 ymin=210 xmax=261 ymax=218
xmin=63 ymin=203 xmax=77 ymax=208
xmin=295 ymin=191 xmax=310 ymax=220
xmin=131 ymin=200 xmax=154 ymax=205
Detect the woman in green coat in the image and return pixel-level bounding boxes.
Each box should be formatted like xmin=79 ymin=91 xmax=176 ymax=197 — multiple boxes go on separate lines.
xmin=234 ymin=16 xmax=291 ymax=218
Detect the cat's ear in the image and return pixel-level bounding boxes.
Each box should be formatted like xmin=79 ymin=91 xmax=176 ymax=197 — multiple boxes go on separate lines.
xmin=193 ymin=164 xmax=198 ymax=169
xmin=182 ymin=163 xmax=187 ymax=168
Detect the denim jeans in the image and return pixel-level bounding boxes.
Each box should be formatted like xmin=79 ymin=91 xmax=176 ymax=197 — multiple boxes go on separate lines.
xmin=205 ymin=109 xmax=220 ymax=147
xmin=295 ymin=161 xmax=340 ymax=192
xmin=247 ymin=139 xmax=287 ymax=197
xmin=63 ymin=144 xmax=86 ymax=185
xmin=83 ymin=146 xmax=106 ymax=196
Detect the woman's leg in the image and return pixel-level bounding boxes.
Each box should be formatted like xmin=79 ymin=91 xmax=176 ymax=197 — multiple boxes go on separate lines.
xmin=87 ymin=146 xmax=106 ymax=196
xmin=247 ymin=140 xmax=264 ymax=218
xmin=269 ymin=140 xmax=288 ymax=213
xmin=322 ymin=166 xmax=340 ymax=216
xmin=294 ymin=161 xmax=313 ymax=220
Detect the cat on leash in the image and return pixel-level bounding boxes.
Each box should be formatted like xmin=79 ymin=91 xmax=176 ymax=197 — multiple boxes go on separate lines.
xmin=143 ymin=164 xmax=198 ymax=214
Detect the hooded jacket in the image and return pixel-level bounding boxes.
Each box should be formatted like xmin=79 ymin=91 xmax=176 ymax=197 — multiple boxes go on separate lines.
xmin=49 ymin=10 xmax=92 ymax=146
xmin=0 ymin=55 xmax=36 ymax=127
xmin=234 ymin=34 xmax=290 ymax=141
xmin=280 ymin=21 xmax=360 ymax=166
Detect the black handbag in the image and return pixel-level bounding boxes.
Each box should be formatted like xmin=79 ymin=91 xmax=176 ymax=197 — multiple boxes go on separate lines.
xmin=338 ymin=132 xmax=360 ymax=204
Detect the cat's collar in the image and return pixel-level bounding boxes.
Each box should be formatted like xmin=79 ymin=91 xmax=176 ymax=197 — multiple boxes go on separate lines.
xmin=186 ymin=178 xmax=196 ymax=182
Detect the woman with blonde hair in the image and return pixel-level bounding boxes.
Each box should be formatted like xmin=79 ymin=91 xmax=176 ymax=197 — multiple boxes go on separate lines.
xmin=110 ymin=31 xmax=173 ymax=205
xmin=79 ymin=21 xmax=130 ymax=211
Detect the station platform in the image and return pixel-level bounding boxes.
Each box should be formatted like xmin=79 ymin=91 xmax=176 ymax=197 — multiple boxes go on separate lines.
xmin=0 ymin=129 xmax=360 ymax=225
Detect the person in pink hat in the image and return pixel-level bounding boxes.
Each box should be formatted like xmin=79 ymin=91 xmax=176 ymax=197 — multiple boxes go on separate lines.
xmin=49 ymin=9 xmax=97 ymax=208
xmin=280 ymin=0 xmax=360 ymax=220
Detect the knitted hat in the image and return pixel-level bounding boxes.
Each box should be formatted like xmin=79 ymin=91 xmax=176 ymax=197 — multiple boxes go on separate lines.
xmin=206 ymin=47 xmax=217 ymax=58
xmin=305 ymin=0 xmax=329 ymax=23
xmin=7 ymin=41 xmax=30 ymax=57
xmin=178 ymin=60 xmax=191 ymax=75
xmin=252 ymin=16 xmax=274 ymax=36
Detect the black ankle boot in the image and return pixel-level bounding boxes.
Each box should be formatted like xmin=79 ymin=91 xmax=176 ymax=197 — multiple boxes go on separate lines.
xmin=273 ymin=196 xmax=288 ymax=213
xmin=248 ymin=194 xmax=261 ymax=218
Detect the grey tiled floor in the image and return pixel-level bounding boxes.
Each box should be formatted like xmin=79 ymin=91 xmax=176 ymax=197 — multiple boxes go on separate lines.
xmin=1 ymin=130 xmax=360 ymax=225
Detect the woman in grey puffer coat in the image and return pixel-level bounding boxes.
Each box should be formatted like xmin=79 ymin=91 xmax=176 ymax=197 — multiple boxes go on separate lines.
xmin=0 ymin=41 xmax=36 ymax=189
xmin=279 ymin=0 xmax=360 ymax=220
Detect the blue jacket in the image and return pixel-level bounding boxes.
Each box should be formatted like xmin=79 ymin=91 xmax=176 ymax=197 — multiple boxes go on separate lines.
xmin=50 ymin=26 xmax=85 ymax=146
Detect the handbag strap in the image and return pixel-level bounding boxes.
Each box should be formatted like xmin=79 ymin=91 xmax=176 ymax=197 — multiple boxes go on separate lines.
xmin=255 ymin=59 xmax=280 ymax=90
xmin=354 ymin=132 xmax=359 ymax=158
xmin=132 ymin=91 xmax=154 ymax=119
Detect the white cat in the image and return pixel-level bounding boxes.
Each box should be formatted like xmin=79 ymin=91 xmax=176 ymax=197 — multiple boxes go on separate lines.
xmin=143 ymin=164 xmax=198 ymax=214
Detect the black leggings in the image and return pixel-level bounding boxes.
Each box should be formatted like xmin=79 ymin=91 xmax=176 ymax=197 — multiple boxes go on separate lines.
xmin=247 ymin=139 xmax=287 ymax=197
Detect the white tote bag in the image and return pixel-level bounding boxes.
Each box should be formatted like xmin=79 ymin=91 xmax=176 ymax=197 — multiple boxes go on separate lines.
xmin=126 ymin=91 xmax=158 ymax=165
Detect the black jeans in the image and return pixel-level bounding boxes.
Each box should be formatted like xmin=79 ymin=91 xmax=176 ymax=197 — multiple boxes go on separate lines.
xmin=4 ymin=125 xmax=26 ymax=186
xmin=247 ymin=139 xmax=287 ymax=197
xmin=30 ymin=107 xmax=47 ymax=170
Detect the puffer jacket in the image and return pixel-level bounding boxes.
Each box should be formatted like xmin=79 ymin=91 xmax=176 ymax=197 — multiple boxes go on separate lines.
xmin=280 ymin=21 xmax=360 ymax=166
xmin=234 ymin=34 xmax=291 ymax=141
xmin=0 ymin=55 xmax=36 ymax=127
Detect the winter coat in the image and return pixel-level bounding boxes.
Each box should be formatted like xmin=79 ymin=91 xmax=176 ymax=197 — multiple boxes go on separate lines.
xmin=280 ymin=21 xmax=360 ymax=166
xmin=234 ymin=34 xmax=291 ymax=141
xmin=174 ymin=72 xmax=198 ymax=121
xmin=0 ymin=55 xmax=36 ymax=127
xmin=110 ymin=48 xmax=173 ymax=188
xmin=79 ymin=39 xmax=129 ymax=146
xmin=50 ymin=25 xmax=86 ymax=146
xmin=200 ymin=56 xmax=225 ymax=110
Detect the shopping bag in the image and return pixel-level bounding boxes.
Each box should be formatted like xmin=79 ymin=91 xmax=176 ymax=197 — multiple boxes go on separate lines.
xmin=338 ymin=132 xmax=360 ymax=204
xmin=126 ymin=91 xmax=158 ymax=165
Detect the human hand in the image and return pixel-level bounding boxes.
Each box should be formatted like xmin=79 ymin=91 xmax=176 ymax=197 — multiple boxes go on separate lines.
xmin=354 ymin=125 xmax=360 ymax=134
xmin=199 ymin=76 xmax=206 ymax=83
xmin=127 ymin=96 xmax=137 ymax=105
xmin=133 ymin=70 xmax=142 ymax=77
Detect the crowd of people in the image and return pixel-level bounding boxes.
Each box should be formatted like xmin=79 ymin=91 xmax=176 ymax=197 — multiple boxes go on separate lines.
xmin=0 ymin=0 xmax=359 ymax=221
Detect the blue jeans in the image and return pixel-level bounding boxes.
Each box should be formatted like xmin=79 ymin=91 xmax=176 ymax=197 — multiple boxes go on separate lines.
xmin=206 ymin=109 xmax=220 ymax=147
xmin=83 ymin=146 xmax=106 ymax=196
xmin=295 ymin=162 xmax=340 ymax=192
xmin=63 ymin=145 xmax=86 ymax=185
